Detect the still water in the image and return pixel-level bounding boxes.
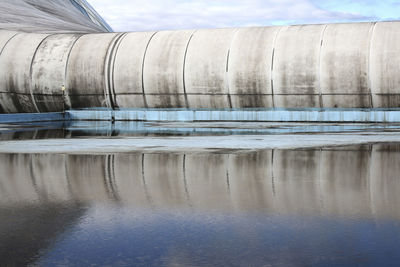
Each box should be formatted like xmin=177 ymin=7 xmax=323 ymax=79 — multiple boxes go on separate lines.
xmin=1 ymin=144 xmax=400 ymax=266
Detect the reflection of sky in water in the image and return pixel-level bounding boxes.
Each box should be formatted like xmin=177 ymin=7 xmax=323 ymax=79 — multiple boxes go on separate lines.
xmin=1 ymin=144 xmax=400 ymax=266
xmin=38 ymin=205 xmax=400 ymax=267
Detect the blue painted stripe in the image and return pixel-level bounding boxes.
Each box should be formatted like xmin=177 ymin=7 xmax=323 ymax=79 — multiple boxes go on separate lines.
xmin=67 ymin=108 xmax=400 ymax=123
xmin=3 ymin=109 xmax=400 ymax=123
xmin=0 ymin=112 xmax=65 ymax=123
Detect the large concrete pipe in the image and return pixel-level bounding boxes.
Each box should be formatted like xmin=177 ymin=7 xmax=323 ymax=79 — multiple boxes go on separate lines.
xmin=0 ymin=32 xmax=50 ymax=113
xmin=66 ymin=32 xmax=122 ymax=109
xmin=320 ymin=23 xmax=373 ymax=108
xmin=144 ymin=30 xmax=194 ymax=108
xmin=273 ymin=25 xmax=324 ymax=108
xmin=1 ymin=21 xmax=400 ymax=113
xmin=31 ymin=33 xmax=83 ymax=112
xmin=370 ymin=22 xmax=400 ymax=107
xmin=228 ymin=27 xmax=279 ymax=108
xmin=113 ymin=32 xmax=155 ymax=108
xmin=0 ymin=30 xmax=18 ymax=113
xmin=185 ymin=28 xmax=237 ymax=108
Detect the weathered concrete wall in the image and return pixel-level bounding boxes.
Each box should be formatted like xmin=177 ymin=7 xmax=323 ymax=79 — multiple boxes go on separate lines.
xmin=370 ymin=22 xmax=400 ymax=107
xmin=0 ymin=32 xmax=50 ymax=113
xmin=0 ymin=30 xmax=19 ymax=113
xmin=273 ymin=25 xmax=324 ymax=108
xmin=1 ymin=21 xmax=400 ymax=112
xmin=65 ymin=33 xmax=121 ymax=109
xmin=113 ymin=32 xmax=155 ymax=108
xmin=143 ymin=30 xmax=194 ymax=108
xmin=31 ymin=33 xmax=83 ymax=112
xmin=228 ymin=27 xmax=278 ymax=108
xmin=320 ymin=23 xmax=373 ymax=108
xmin=185 ymin=28 xmax=237 ymax=108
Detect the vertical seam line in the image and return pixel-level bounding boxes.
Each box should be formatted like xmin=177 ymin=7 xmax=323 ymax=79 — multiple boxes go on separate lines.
xmin=142 ymin=32 xmax=158 ymax=108
xmin=105 ymin=32 xmax=128 ymax=109
xmin=271 ymin=27 xmax=283 ymax=109
xmin=29 ymin=33 xmax=58 ymax=113
xmin=110 ymin=33 xmax=128 ymax=108
xmin=226 ymin=28 xmax=239 ymax=109
xmin=64 ymin=34 xmax=86 ymax=109
xmin=318 ymin=24 xmax=328 ymax=108
xmin=0 ymin=32 xmax=20 ymax=113
xmin=103 ymin=33 xmax=122 ymax=109
xmin=0 ymin=32 xmax=19 ymax=56
xmin=368 ymin=22 xmax=377 ymax=108
xmin=183 ymin=30 xmax=197 ymax=109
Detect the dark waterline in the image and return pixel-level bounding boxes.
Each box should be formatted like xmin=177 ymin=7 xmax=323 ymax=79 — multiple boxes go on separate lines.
xmin=1 ymin=144 xmax=400 ymax=266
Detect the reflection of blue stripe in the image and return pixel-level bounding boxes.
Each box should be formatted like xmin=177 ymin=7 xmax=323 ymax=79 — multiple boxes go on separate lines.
xmin=2 ymin=120 xmax=399 ymax=136
xmin=65 ymin=121 xmax=400 ymax=136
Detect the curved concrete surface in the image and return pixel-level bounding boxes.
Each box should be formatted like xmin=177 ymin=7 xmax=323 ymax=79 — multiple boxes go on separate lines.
xmin=0 ymin=30 xmax=19 ymax=113
xmin=228 ymin=27 xmax=279 ymax=108
xmin=113 ymin=32 xmax=156 ymax=108
xmin=370 ymin=22 xmax=400 ymax=107
xmin=1 ymin=21 xmax=400 ymax=112
xmin=65 ymin=32 xmax=120 ymax=109
xmin=320 ymin=23 xmax=373 ymax=108
xmin=185 ymin=28 xmax=237 ymax=108
xmin=273 ymin=25 xmax=324 ymax=108
xmin=31 ymin=33 xmax=83 ymax=112
xmin=144 ymin=30 xmax=194 ymax=108
xmin=0 ymin=32 xmax=50 ymax=113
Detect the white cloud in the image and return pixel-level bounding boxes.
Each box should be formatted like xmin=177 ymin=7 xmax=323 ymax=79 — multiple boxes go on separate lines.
xmin=88 ymin=0 xmax=371 ymax=32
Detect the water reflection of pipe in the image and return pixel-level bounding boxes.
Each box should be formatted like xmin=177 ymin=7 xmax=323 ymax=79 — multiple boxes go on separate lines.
xmin=1 ymin=145 xmax=400 ymax=219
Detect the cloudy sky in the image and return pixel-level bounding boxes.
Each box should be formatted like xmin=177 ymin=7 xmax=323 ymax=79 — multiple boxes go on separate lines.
xmin=88 ymin=0 xmax=400 ymax=32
